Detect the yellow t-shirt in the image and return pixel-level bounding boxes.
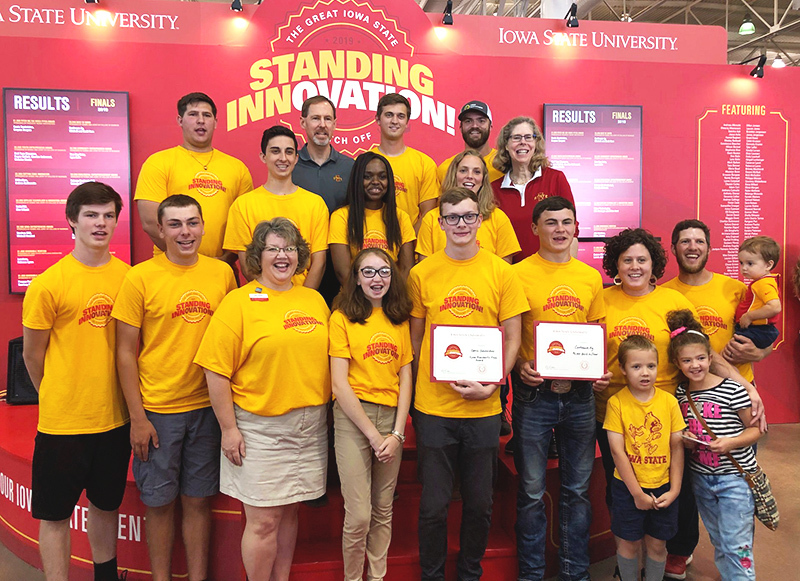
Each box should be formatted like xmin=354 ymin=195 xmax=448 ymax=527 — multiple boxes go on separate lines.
xmin=370 ymin=146 xmax=439 ymax=225
xmin=193 ymin=281 xmax=331 ymax=417
xmin=436 ymin=148 xmax=503 ymax=184
xmin=745 ymin=276 xmax=780 ymax=324
xmin=134 ymin=146 xmax=253 ymax=258
xmin=662 ymin=274 xmax=753 ymax=382
xmin=603 ymin=387 xmax=686 ymax=488
xmin=22 ymin=255 xmax=130 ymax=435
xmin=223 ymin=185 xmax=329 ymax=284
xmin=408 ymin=249 xmax=530 ymax=418
xmin=329 ymin=308 xmax=413 ymax=407
xmin=111 ymin=254 xmax=236 ymax=413
xmin=416 ymin=208 xmax=521 ymax=260
xmin=328 ymin=206 xmax=416 ymax=261
xmin=513 ymin=254 xmax=606 ymax=363
xmin=598 ymin=285 xmax=698 ymax=421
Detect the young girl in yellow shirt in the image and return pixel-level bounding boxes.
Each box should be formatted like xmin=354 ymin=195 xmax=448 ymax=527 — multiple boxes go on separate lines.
xmin=329 ymin=248 xmax=413 ymax=581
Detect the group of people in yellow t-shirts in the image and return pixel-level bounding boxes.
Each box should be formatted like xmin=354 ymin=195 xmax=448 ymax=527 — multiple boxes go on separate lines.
xmin=22 ymin=90 xmax=778 ymax=581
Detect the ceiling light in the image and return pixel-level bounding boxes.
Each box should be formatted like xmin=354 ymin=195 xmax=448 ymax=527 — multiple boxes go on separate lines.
xmin=620 ymin=13 xmax=632 ymax=22
xmin=84 ymin=0 xmax=99 ymax=4
xmin=565 ymin=3 xmax=579 ymax=28
xmin=442 ymin=0 xmax=453 ymax=26
xmin=739 ymin=14 xmax=756 ymax=35
xmin=772 ymin=54 xmax=786 ymax=68
xmin=231 ymin=0 xmax=243 ymax=12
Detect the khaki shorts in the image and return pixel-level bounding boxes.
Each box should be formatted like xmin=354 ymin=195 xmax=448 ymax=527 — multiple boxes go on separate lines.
xmin=221 ymin=404 xmax=328 ymax=507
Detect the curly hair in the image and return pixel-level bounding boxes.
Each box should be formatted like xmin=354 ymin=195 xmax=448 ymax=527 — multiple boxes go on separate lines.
xmin=602 ymin=228 xmax=667 ymax=281
xmin=492 ymin=116 xmax=550 ymax=175
xmin=344 ymin=152 xmax=402 ymax=253
xmin=333 ymin=248 xmax=411 ymax=326
xmin=666 ymin=309 xmax=709 ymax=364
xmin=441 ymin=150 xmax=496 ymax=219
xmin=244 ymin=218 xmax=310 ymax=277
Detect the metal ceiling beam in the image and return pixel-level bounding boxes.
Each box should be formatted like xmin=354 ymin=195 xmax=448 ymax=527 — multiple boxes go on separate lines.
xmin=739 ymin=0 xmax=772 ymax=28
xmin=631 ymin=0 xmax=668 ymax=21
xmin=728 ymin=17 xmax=800 ymax=51
xmin=603 ymin=0 xmax=622 ymax=20
xmin=659 ymin=0 xmax=705 ymax=24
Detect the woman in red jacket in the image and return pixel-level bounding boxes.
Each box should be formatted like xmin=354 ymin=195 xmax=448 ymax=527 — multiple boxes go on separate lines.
xmin=491 ymin=116 xmax=577 ymax=258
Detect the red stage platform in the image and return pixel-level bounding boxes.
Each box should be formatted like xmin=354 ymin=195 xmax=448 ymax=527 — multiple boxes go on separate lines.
xmin=0 ymin=401 xmax=614 ymax=580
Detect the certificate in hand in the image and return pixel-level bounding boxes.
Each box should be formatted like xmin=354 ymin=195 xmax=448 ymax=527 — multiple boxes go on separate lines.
xmin=430 ymin=324 xmax=505 ymax=384
xmin=534 ymin=321 xmax=606 ymax=381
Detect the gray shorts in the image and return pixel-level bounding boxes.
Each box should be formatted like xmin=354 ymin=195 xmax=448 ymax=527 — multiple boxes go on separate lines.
xmin=132 ymin=407 xmax=221 ymax=507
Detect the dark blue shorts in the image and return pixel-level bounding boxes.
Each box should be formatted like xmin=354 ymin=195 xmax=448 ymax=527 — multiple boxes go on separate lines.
xmin=734 ymin=322 xmax=779 ymax=349
xmin=610 ymin=478 xmax=679 ymax=542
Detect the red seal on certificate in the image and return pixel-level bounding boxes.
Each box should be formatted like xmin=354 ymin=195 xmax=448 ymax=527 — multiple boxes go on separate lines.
xmin=546 ymin=340 xmax=565 ymax=356
xmin=444 ymin=344 xmax=463 ymax=359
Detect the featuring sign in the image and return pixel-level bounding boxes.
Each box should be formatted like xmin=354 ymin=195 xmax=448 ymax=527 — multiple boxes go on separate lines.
xmin=544 ymin=104 xmax=643 ymax=239
xmin=430 ymin=324 xmax=505 ymax=384
xmin=696 ymin=107 xmax=789 ymax=343
xmin=534 ymin=321 xmax=607 ymax=381
xmin=4 ymin=88 xmax=131 ymax=293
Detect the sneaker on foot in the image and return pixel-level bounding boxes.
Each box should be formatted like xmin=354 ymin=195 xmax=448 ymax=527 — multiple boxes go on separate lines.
xmin=664 ymin=554 xmax=690 ymax=579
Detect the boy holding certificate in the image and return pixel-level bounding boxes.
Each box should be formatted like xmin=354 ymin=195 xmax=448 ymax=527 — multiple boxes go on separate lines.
xmin=511 ymin=196 xmax=611 ymax=581
xmin=408 ymin=187 xmax=528 ymax=581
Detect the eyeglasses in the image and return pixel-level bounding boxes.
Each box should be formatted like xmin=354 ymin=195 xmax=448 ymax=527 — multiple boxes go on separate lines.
xmin=509 ymin=134 xmax=536 ymax=143
xmin=441 ymin=213 xmax=480 ymax=226
xmin=360 ymin=266 xmax=392 ymax=278
xmin=264 ymin=246 xmax=298 ymax=255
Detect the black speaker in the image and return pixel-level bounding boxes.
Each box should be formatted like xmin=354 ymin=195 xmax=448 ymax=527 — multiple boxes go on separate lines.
xmin=7 ymin=337 xmax=38 ymax=405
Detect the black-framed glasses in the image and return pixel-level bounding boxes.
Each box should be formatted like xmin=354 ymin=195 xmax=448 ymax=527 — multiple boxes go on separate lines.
xmin=360 ymin=266 xmax=392 ymax=278
xmin=441 ymin=213 xmax=480 ymax=226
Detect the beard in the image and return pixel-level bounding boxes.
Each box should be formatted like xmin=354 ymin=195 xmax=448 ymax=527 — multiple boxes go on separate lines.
xmin=311 ymin=133 xmax=331 ymax=146
xmin=677 ymin=251 xmax=709 ymax=274
xmin=462 ymin=126 xmax=490 ymax=149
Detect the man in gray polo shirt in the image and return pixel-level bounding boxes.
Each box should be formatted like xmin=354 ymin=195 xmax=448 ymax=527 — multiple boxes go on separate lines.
xmin=293 ymin=95 xmax=355 ymax=306
xmin=293 ymin=95 xmax=355 ymax=213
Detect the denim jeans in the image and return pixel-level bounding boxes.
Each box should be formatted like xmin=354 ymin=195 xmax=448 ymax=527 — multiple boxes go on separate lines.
xmin=415 ymin=411 xmax=500 ymax=581
xmin=511 ymin=374 xmax=595 ymax=581
xmin=692 ymin=472 xmax=756 ymax=580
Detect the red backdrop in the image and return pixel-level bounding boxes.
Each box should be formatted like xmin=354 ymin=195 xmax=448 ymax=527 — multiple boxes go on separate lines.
xmin=0 ymin=0 xmax=797 ymax=426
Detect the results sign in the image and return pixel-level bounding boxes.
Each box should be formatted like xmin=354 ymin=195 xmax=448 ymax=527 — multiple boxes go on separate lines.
xmin=4 ymin=88 xmax=131 ymax=293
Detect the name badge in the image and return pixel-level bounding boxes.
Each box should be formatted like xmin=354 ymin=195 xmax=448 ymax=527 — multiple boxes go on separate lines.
xmin=249 ymin=287 xmax=269 ymax=302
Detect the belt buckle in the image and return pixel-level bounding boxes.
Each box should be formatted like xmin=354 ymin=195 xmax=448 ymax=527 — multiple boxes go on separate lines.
xmin=551 ymin=379 xmax=572 ymax=394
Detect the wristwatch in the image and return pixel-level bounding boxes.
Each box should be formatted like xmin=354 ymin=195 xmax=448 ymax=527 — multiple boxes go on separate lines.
xmin=390 ymin=430 xmax=406 ymax=443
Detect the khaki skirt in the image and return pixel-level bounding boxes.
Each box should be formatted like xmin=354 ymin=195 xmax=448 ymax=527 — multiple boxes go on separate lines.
xmin=221 ymin=404 xmax=328 ymax=507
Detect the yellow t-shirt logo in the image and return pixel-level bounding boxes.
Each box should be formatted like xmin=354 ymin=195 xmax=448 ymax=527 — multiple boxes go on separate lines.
xmin=188 ymin=171 xmax=225 ymax=197
xmin=440 ymin=285 xmax=484 ymax=318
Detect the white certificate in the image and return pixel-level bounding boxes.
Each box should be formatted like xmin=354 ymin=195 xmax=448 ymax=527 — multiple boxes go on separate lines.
xmin=430 ymin=324 xmax=505 ymax=384
xmin=534 ymin=321 xmax=607 ymax=381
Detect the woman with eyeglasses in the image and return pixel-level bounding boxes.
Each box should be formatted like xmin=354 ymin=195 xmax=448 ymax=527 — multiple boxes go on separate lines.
xmin=194 ymin=217 xmax=331 ymax=581
xmin=329 ymin=151 xmax=416 ymax=283
xmin=491 ymin=116 xmax=577 ymax=258
xmin=417 ymin=149 xmax=521 ymax=262
xmin=329 ymin=247 xmax=413 ymax=581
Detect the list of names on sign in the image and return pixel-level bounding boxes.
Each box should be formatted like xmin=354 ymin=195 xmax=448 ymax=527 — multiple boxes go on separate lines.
xmin=697 ymin=107 xmax=787 ymax=279
xmin=4 ymin=89 xmax=131 ymax=293
xmin=544 ymin=104 xmax=642 ymax=238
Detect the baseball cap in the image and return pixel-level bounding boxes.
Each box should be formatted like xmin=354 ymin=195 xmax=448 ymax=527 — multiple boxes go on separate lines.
xmin=458 ymin=100 xmax=492 ymax=122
